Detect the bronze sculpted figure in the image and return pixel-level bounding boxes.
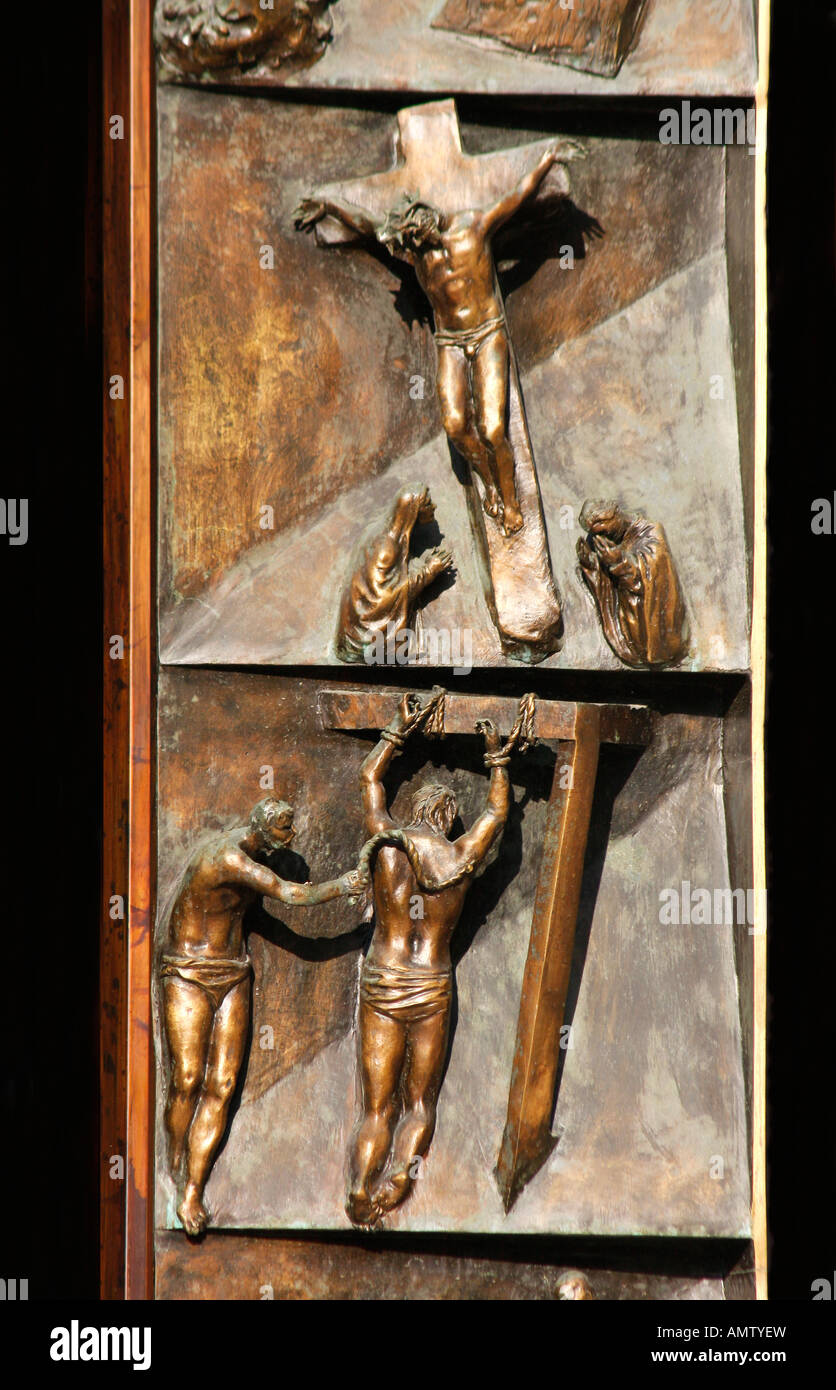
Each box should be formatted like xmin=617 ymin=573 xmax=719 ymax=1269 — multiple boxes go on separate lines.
xmin=336 ymin=487 xmax=454 ymax=664
xmin=155 ymin=0 xmax=333 ymax=77
xmin=160 ymin=796 xmax=368 ymax=1236
xmin=346 ymin=692 xmax=533 ymax=1226
xmin=292 ymin=101 xmax=574 ymax=662
xmin=295 ymin=141 xmax=582 ymax=538
xmin=577 ymin=500 xmax=689 ymax=667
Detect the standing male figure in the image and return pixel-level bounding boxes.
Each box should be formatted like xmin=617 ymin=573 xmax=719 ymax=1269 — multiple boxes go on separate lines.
xmin=295 ymin=139 xmax=583 ymax=538
xmin=347 ymin=693 xmax=531 ymax=1225
xmin=161 ymin=795 xmax=367 ymax=1236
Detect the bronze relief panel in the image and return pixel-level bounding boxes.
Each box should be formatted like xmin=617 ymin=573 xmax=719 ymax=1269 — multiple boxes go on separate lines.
xmin=157 ymin=91 xmax=750 ymax=673
xmin=149 ymin=0 xmax=761 ymax=1304
xmin=154 ymin=670 xmax=750 ymax=1241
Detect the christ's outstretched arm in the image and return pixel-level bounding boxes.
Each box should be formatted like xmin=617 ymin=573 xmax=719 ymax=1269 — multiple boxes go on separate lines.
xmin=482 ymin=140 xmax=585 ymax=234
xmin=294 ymin=195 xmax=382 ymax=239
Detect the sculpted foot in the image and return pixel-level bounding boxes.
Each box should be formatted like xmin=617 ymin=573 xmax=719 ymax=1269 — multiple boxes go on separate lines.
xmin=178 ymin=1183 xmax=209 ymax=1237
xmin=346 ymin=1185 xmax=381 ymax=1228
xmin=372 ymin=1166 xmax=413 ymax=1216
xmin=482 ymin=488 xmax=503 ymax=521
xmin=500 ymin=496 xmax=524 ymax=535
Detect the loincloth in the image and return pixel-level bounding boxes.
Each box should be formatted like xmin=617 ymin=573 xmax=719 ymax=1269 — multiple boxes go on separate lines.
xmin=160 ymin=953 xmax=252 ymax=1012
xmin=360 ymin=959 xmax=452 ymax=1024
xmin=433 ymin=315 xmax=506 ymax=360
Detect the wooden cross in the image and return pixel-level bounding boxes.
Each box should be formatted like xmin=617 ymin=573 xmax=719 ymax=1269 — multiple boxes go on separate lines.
xmin=311 ymin=100 xmax=575 ymax=665
xmin=318 ymin=688 xmax=653 ymax=1209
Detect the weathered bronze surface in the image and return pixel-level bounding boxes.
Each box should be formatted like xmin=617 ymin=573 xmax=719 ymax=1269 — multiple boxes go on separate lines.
xmin=152 ymin=0 xmax=757 ymax=96
xmin=145 ymin=0 xmax=761 ymax=1302
xmin=156 ymin=1229 xmax=749 ymax=1300
xmin=434 ymin=0 xmax=649 ymax=79
xmin=155 ymin=0 xmax=334 ymax=77
xmin=296 ymin=99 xmax=575 ymax=661
xmin=336 ymin=488 xmax=454 ymax=665
xmin=345 ymin=690 xmax=535 ymax=1224
xmin=160 ymin=797 xmax=368 ymax=1235
xmin=577 ymin=501 xmax=690 ymax=667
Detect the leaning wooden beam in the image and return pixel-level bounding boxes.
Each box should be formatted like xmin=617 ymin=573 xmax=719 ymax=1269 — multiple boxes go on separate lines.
xmin=496 ymin=704 xmax=601 ymax=1211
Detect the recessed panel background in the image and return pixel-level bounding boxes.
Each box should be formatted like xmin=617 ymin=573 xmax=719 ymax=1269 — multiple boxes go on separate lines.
xmin=154 ymin=669 xmax=751 ymax=1238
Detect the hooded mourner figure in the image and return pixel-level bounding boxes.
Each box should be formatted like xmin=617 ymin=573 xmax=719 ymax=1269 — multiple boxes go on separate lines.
xmin=577 ymin=500 xmax=690 ymax=668
xmin=335 ymin=487 xmax=453 ymax=664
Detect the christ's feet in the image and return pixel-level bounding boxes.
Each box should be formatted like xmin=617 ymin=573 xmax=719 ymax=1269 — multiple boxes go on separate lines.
xmin=178 ymin=1183 xmax=209 ymax=1237
xmin=482 ymin=488 xmax=504 ymax=522
xmin=501 ymin=502 xmax=524 ymax=536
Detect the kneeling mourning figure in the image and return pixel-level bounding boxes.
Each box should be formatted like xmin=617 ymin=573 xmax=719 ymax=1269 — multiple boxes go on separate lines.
xmin=335 ymin=486 xmax=454 ymax=665
xmin=577 ymin=499 xmax=690 ymax=668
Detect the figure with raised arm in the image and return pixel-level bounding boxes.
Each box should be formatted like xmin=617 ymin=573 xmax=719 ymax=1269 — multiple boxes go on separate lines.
xmin=160 ymin=795 xmax=368 ymax=1236
xmin=346 ymin=692 xmax=532 ymax=1225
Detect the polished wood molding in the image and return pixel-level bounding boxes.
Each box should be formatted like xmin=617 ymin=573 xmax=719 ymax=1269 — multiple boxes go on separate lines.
xmin=101 ymin=0 xmax=130 ymax=1303
xmin=101 ymin=0 xmax=156 ymax=1301
xmin=125 ymin=0 xmax=156 ymax=1303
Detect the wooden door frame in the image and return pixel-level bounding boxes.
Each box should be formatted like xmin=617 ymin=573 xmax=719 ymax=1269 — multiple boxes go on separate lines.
xmin=101 ymin=0 xmax=155 ymax=1301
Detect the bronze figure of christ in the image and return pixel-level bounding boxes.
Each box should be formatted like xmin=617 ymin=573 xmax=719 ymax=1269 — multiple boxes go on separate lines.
xmin=160 ymin=796 xmax=368 ymax=1236
xmin=346 ymin=693 xmax=532 ymax=1226
xmin=296 ymin=140 xmax=580 ymax=538
xmin=292 ymin=101 xmax=584 ymax=663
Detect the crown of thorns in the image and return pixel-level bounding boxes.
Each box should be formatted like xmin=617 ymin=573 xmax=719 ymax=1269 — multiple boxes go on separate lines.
xmin=380 ymin=194 xmax=441 ymax=245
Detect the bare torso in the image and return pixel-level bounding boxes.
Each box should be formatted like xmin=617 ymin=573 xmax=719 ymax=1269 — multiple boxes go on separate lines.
xmin=367 ymin=825 xmax=470 ymax=972
xmin=412 ymin=213 xmax=502 ymax=333
xmin=167 ymin=837 xmax=254 ymax=959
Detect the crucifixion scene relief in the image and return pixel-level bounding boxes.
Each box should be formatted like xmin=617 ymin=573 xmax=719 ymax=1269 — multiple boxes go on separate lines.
xmin=158 ymin=94 xmax=749 ymax=674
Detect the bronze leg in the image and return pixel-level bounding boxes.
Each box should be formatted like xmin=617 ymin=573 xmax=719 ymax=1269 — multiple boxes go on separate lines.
xmin=347 ymin=1001 xmax=408 ymax=1224
xmin=373 ymin=1003 xmax=451 ymax=1215
xmin=496 ymin=706 xmax=602 ymax=1210
xmin=472 ymin=331 xmax=523 ymax=535
xmin=437 ymin=343 xmax=502 ymax=517
xmin=162 ymin=976 xmax=214 ymax=1180
xmin=179 ymin=978 xmax=250 ymax=1236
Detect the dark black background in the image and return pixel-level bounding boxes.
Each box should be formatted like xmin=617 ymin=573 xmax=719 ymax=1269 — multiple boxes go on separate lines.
xmin=765 ymin=0 xmax=836 ymax=1300
xmin=1 ymin=0 xmax=834 ymax=1317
